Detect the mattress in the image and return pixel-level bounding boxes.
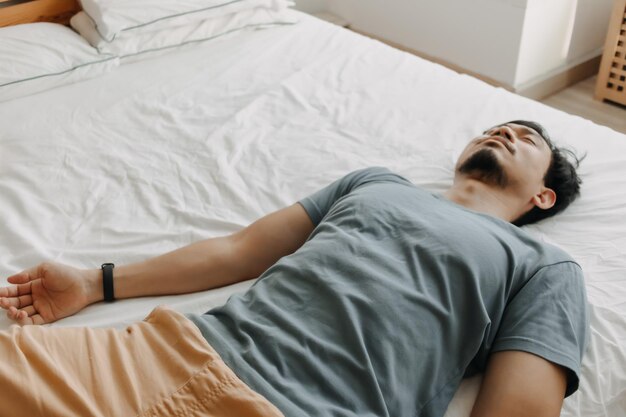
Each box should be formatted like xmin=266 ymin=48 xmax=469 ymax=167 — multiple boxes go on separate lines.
xmin=1 ymin=10 xmax=625 ymax=417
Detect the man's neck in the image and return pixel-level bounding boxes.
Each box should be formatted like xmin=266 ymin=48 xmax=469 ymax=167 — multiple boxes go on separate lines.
xmin=442 ymin=179 xmax=523 ymax=223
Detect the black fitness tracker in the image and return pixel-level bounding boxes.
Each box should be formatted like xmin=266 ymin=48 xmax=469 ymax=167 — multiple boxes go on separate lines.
xmin=101 ymin=263 xmax=115 ymax=302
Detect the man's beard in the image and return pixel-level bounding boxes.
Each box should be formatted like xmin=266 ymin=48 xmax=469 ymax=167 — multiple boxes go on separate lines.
xmin=457 ymin=147 xmax=509 ymax=189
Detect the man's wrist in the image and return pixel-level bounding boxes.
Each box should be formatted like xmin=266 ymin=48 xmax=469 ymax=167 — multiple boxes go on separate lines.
xmin=85 ymin=268 xmax=104 ymax=304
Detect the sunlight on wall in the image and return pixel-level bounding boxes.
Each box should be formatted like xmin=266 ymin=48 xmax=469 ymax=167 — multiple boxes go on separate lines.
xmin=514 ymin=0 xmax=614 ymax=88
xmin=561 ymin=0 xmax=579 ymax=59
xmin=515 ymin=0 xmax=580 ymax=86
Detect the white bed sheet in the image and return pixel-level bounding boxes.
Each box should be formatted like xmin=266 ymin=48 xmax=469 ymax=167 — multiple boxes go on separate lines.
xmin=1 ymin=10 xmax=625 ymax=417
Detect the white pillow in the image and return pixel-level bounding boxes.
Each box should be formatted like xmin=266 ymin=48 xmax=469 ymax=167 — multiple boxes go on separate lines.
xmin=71 ymin=8 xmax=298 ymax=58
xmin=0 ymin=22 xmax=118 ymax=103
xmin=79 ymin=0 xmax=293 ymax=41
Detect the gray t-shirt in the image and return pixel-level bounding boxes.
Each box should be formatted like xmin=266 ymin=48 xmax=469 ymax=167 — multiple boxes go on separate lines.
xmin=187 ymin=167 xmax=589 ymax=417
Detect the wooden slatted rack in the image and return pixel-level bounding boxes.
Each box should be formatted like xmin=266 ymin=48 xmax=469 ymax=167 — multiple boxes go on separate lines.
xmin=595 ymin=0 xmax=626 ymax=106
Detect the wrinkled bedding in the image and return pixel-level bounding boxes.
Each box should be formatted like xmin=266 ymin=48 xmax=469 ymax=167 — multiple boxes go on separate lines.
xmin=0 ymin=10 xmax=625 ymax=417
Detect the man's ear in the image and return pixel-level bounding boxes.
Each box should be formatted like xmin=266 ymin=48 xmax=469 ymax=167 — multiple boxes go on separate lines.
xmin=531 ymin=187 xmax=556 ymax=210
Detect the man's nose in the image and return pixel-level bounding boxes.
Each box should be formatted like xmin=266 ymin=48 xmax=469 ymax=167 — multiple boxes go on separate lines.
xmin=493 ymin=126 xmax=515 ymax=142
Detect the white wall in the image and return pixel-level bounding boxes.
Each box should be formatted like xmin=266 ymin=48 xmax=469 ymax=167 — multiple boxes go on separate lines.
xmin=325 ymin=0 xmax=614 ymax=90
xmin=327 ymin=0 xmax=528 ymax=86
xmin=515 ymin=0 xmax=614 ymax=88
xmin=293 ymin=0 xmax=328 ymax=13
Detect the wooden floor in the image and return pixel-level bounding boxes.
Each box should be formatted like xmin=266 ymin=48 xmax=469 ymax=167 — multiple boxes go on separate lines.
xmin=540 ymin=76 xmax=626 ymax=135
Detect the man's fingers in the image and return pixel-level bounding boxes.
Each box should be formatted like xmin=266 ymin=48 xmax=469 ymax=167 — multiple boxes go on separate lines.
xmin=7 ymin=271 xmax=35 ymax=285
xmin=7 ymin=306 xmax=19 ymax=320
xmin=10 ymin=282 xmax=32 ymax=297
xmin=0 ymin=278 xmax=33 ymax=312
xmin=9 ymin=306 xmax=45 ymax=326
xmin=17 ymin=305 xmax=36 ymax=317
xmin=7 ymin=305 xmax=22 ymax=319
xmin=0 ymin=285 xmax=18 ymax=298
xmin=17 ymin=306 xmax=45 ymax=326
xmin=7 ymin=305 xmax=40 ymax=322
xmin=0 ymin=281 xmax=33 ymax=306
xmin=0 ymin=294 xmax=33 ymax=310
xmin=17 ymin=314 xmax=46 ymax=326
xmin=11 ymin=305 xmax=36 ymax=318
xmin=0 ymin=287 xmax=19 ymax=305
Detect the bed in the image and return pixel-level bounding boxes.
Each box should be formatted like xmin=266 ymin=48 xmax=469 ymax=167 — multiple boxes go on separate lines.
xmin=1 ymin=2 xmax=625 ymax=416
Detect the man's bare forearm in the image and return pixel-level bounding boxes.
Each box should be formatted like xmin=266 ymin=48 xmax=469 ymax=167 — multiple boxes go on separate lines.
xmin=84 ymin=204 xmax=315 ymax=305
xmin=85 ymin=236 xmax=244 ymax=304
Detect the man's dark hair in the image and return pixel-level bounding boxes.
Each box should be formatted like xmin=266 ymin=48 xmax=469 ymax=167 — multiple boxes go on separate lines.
xmin=505 ymin=120 xmax=585 ymax=227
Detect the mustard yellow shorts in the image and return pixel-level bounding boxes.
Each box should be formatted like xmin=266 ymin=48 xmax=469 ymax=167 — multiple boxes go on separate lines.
xmin=0 ymin=305 xmax=284 ymax=417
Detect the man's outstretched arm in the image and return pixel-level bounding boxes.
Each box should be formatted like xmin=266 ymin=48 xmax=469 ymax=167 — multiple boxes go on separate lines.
xmin=469 ymin=350 xmax=568 ymax=417
xmin=90 ymin=203 xmax=315 ymax=300
xmin=0 ymin=203 xmax=314 ymax=324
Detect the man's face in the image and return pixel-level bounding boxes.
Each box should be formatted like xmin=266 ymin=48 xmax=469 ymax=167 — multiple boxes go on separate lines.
xmin=455 ymin=123 xmax=553 ymax=197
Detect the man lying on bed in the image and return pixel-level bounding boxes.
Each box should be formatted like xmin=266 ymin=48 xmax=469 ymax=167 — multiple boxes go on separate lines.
xmin=0 ymin=120 xmax=588 ymax=417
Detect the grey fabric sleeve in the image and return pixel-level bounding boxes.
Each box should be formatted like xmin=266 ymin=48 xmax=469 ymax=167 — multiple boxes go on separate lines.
xmin=298 ymin=166 xmax=404 ymax=226
xmin=491 ymin=261 xmax=590 ymax=397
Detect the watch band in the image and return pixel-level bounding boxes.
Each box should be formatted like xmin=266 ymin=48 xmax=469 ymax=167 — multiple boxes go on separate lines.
xmin=101 ymin=263 xmax=115 ymax=302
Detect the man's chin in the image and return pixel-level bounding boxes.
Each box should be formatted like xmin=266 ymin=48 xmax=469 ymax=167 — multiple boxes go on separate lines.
xmin=457 ymin=148 xmax=509 ymax=188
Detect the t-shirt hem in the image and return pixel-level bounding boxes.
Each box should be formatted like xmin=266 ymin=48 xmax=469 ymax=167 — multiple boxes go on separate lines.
xmin=298 ymin=198 xmax=323 ymax=226
xmin=491 ymin=337 xmax=581 ymax=397
xmin=184 ymin=313 xmax=305 ymax=417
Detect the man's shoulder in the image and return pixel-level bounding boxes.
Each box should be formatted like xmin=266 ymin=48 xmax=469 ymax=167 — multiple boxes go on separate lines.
xmin=519 ymin=231 xmax=580 ymax=269
xmin=514 ymin=237 xmax=584 ymax=289
xmin=534 ymin=247 xmax=582 ymax=276
xmin=478 ymin=219 xmax=582 ymax=282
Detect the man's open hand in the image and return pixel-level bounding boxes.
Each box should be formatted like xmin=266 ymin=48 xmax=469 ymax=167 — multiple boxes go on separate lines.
xmin=0 ymin=262 xmax=101 ymax=325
